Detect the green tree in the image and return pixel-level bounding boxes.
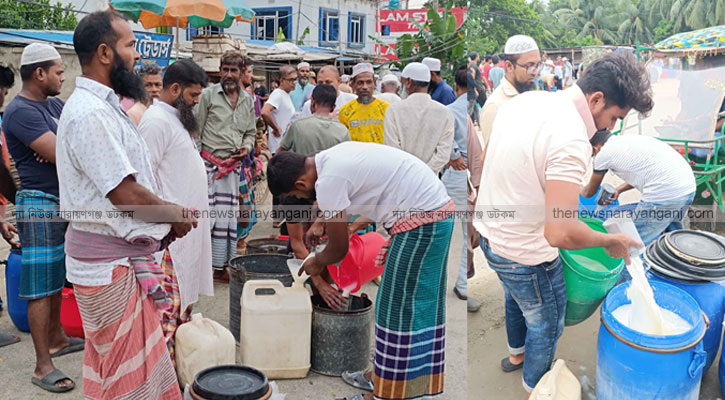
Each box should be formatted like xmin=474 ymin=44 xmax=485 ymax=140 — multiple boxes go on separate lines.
xmin=0 ymin=0 xmax=77 ymax=30
xmin=467 ymin=0 xmax=549 ymax=54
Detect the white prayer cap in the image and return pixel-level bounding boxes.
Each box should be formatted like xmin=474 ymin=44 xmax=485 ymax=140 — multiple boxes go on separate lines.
xmin=297 ymin=62 xmax=310 ymax=70
xmin=562 ymin=57 xmax=568 ymax=61
xmin=401 ymin=62 xmax=430 ymax=83
xmin=545 ymin=59 xmax=555 ymax=66
xmin=503 ymin=35 xmax=539 ymax=55
xmin=381 ymin=74 xmax=400 ymax=86
xmin=351 ymin=63 xmax=374 ymax=79
xmin=341 ymin=74 xmax=350 ymax=83
xmin=21 ymin=43 xmax=61 ymax=66
xmin=421 ymin=57 xmax=441 ymax=72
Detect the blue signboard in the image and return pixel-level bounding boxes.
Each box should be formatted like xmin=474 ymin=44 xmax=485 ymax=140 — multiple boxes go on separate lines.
xmin=134 ymin=31 xmax=173 ymax=67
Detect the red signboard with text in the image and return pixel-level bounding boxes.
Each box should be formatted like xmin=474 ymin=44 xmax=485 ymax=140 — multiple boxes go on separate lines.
xmin=376 ymin=8 xmax=467 ymax=61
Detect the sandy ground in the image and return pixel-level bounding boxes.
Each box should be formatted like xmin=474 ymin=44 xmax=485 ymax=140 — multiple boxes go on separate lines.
xmin=0 ymin=204 xmax=467 ymax=399
xmin=466 ymin=169 xmax=725 ymax=400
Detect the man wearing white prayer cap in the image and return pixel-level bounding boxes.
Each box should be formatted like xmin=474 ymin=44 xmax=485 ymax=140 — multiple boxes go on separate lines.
xmin=338 ymin=63 xmax=389 ymax=143
xmin=375 ymin=74 xmax=401 ymax=104
xmin=384 ymin=62 xmax=454 ymax=174
xmin=290 ymin=61 xmax=315 ymax=111
xmin=422 ymin=57 xmax=456 ymax=105
xmin=2 ymin=42 xmax=81 ymax=393
xmin=479 ymin=34 xmax=542 ymax=144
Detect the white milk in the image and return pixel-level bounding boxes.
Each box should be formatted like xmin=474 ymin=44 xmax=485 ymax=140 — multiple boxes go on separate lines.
xmin=614 ymin=257 xmax=691 ymax=335
xmin=612 ymin=304 xmax=691 ymax=335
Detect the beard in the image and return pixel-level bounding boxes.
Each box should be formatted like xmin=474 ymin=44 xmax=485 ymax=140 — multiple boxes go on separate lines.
xmin=222 ymin=78 xmax=239 ymax=94
xmin=299 ymin=77 xmax=309 ymax=86
xmin=357 ymin=95 xmax=373 ymax=105
xmin=173 ymin=93 xmax=199 ymax=138
xmin=110 ymin=50 xmax=147 ymax=102
xmin=513 ymin=79 xmax=537 ymax=94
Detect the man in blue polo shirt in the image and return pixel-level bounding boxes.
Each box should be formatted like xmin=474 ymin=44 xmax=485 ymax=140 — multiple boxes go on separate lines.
xmin=289 ymin=62 xmax=315 ymax=111
xmin=423 ymin=57 xmax=456 ymax=106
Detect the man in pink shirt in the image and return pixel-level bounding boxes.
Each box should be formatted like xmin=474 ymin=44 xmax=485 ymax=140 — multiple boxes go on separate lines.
xmin=473 ymin=52 xmax=654 ymax=394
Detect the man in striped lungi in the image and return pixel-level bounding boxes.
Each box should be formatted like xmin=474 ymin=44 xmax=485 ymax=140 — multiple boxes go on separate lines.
xmin=268 ymin=142 xmax=455 ymax=400
xmin=57 ymin=11 xmax=197 ymax=399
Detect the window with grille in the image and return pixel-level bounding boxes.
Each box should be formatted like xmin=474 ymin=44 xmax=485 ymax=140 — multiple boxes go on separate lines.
xmin=348 ymin=13 xmax=364 ymax=47
xmin=252 ymin=8 xmax=291 ymax=41
xmin=319 ymin=8 xmax=339 ymax=46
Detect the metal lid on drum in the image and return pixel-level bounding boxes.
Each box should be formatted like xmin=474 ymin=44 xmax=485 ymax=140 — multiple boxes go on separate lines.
xmin=664 ymin=230 xmax=725 ymax=265
xmin=192 ymin=365 xmax=269 ymax=400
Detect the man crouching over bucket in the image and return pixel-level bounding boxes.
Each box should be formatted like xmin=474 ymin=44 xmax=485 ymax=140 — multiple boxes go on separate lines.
xmin=267 ymin=141 xmax=454 ymax=400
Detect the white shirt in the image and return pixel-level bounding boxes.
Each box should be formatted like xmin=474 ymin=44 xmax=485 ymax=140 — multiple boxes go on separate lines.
xmin=266 ymin=88 xmax=295 ymax=153
xmin=291 ymin=91 xmax=357 ymax=124
xmin=315 ymin=142 xmax=450 ymax=229
xmin=375 ymin=93 xmax=402 ymax=105
xmin=594 ymin=135 xmax=696 ymax=202
xmin=383 ymin=93 xmax=455 ymax=174
xmin=474 ymin=86 xmax=597 ymax=266
xmin=138 ymin=101 xmax=214 ymax=310
xmin=57 ymin=77 xmax=171 ymax=286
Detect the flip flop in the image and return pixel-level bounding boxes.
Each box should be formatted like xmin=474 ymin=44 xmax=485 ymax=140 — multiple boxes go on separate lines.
xmin=0 ymin=332 xmax=20 ymax=348
xmin=31 ymin=369 xmax=75 ymax=393
xmin=501 ymin=357 xmax=523 ymax=372
xmin=335 ymin=395 xmax=366 ymax=400
xmin=50 ymin=337 xmax=85 ymax=358
xmin=341 ymin=371 xmax=373 ymax=392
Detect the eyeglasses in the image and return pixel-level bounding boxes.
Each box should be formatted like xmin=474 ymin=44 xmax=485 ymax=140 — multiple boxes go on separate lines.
xmin=514 ymin=62 xmax=543 ymax=74
xmin=284 ymin=77 xmax=298 ymax=82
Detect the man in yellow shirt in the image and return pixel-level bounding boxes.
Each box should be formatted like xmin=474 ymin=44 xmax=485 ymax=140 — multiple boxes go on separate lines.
xmin=338 ymin=63 xmax=389 ymax=143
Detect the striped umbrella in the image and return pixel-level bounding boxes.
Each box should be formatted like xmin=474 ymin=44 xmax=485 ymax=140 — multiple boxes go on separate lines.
xmin=110 ymin=0 xmax=255 ymax=28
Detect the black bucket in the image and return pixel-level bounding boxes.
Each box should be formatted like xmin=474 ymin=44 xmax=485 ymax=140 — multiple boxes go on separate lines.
xmin=229 ymin=254 xmax=293 ymax=342
xmin=311 ymin=293 xmax=374 ymax=376
xmin=246 ymin=238 xmax=289 ymax=255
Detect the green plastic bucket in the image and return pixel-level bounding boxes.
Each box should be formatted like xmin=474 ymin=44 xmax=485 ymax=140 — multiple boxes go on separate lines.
xmin=560 ymin=217 xmax=625 ymax=326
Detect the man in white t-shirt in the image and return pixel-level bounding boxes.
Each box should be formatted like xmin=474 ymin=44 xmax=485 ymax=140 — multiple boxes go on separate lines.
xmin=582 ymin=130 xmax=696 ymax=250
xmin=262 ymin=65 xmax=296 ymax=154
xmin=473 ymin=52 xmax=653 ymax=394
xmin=290 ymin=65 xmax=357 ymax=123
xmin=267 ymin=142 xmax=454 ymax=400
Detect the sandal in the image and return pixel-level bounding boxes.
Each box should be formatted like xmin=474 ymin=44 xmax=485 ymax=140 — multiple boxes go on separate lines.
xmin=50 ymin=337 xmax=85 ymax=358
xmin=501 ymin=357 xmax=523 ymax=372
xmin=341 ymin=370 xmax=373 ymax=392
xmin=335 ymin=395 xmax=366 ymax=400
xmin=0 ymin=332 xmax=20 ymax=348
xmin=31 ymin=369 xmax=75 ymax=393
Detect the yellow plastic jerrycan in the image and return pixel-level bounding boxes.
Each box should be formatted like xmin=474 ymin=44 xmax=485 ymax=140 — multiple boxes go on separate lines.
xmin=530 ymin=359 xmax=581 ymax=400
xmin=174 ymin=313 xmax=236 ymax=388
xmin=240 ymin=279 xmax=312 ymax=379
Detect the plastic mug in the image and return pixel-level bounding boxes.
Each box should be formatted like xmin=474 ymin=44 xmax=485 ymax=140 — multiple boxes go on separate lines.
xmin=602 ymin=217 xmax=645 ymax=259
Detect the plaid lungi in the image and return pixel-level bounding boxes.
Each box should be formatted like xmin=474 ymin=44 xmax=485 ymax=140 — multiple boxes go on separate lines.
xmin=74 ymin=266 xmax=181 ymax=400
xmin=159 ymin=249 xmax=192 ymax=366
xmin=237 ymin=168 xmax=257 ymax=240
xmin=16 ymin=190 xmax=68 ymax=300
xmin=206 ymin=160 xmax=239 ymax=269
xmin=373 ymin=217 xmax=454 ymax=400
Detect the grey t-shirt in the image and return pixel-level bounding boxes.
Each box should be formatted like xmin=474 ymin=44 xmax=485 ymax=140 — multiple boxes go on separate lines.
xmin=279 ymin=114 xmax=350 ymax=155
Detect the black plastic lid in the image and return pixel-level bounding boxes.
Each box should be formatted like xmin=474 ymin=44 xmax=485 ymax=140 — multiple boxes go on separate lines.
xmin=649 ymin=237 xmax=725 ymax=282
xmin=665 ymin=230 xmax=725 ymax=265
xmin=192 ymin=365 xmax=269 ymax=400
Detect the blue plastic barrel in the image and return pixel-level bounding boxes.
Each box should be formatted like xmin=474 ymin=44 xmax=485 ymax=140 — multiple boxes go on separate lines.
xmin=597 ymin=281 xmax=707 ymax=400
xmin=4 ymin=249 xmax=29 ymax=332
xmin=647 ymin=268 xmax=724 ymax=373
xmin=720 ymin=348 xmax=725 ymax=399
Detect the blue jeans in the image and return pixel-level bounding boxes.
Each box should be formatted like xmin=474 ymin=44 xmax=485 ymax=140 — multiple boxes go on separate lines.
xmin=613 ymin=192 xmax=694 ymax=282
xmin=481 ymin=238 xmax=567 ymax=392
xmin=442 ymin=167 xmax=468 ymax=295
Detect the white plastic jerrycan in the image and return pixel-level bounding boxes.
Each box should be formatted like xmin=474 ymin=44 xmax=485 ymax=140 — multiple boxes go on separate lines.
xmin=240 ymin=279 xmax=312 ymax=379
xmin=530 ymin=359 xmax=582 ymax=400
xmin=174 ymin=313 xmax=236 ymax=388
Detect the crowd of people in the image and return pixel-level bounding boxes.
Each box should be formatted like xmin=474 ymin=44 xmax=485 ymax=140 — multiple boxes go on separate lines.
xmin=0 ymin=7 xmax=706 ymax=400
xmin=0 ymin=9 xmax=481 ymax=400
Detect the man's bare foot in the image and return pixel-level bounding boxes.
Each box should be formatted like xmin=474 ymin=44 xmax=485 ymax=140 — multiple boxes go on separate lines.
xmin=510 ymin=353 xmax=524 ymax=365
xmin=213 ymin=269 xmax=230 ymax=283
xmin=34 ymin=365 xmax=72 ymax=389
